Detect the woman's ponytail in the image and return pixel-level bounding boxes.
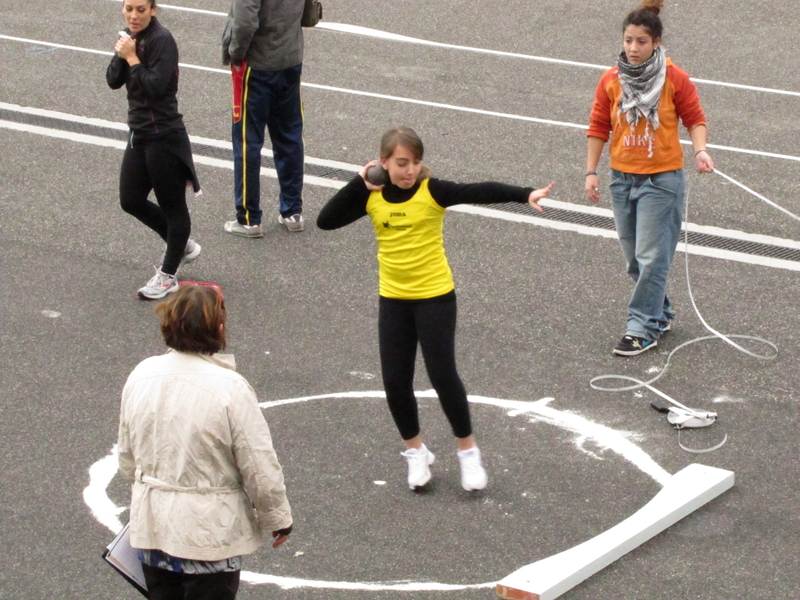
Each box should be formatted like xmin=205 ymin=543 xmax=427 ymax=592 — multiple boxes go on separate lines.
xmin=623 ymin=0 xmax=664 ymax=39
xmin=639 ymin=0 xmax=663 ymax=15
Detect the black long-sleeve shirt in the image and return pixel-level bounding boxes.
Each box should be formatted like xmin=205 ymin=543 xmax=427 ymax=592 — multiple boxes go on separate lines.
xmin=106 ymin=18 xmax=185 ymax=137
xmin=317 ymin=176 xmax=534 ymax=230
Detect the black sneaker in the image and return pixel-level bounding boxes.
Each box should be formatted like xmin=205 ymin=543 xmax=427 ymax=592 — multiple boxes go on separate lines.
xmin=613 ymin=335 xmax=657 ymax=356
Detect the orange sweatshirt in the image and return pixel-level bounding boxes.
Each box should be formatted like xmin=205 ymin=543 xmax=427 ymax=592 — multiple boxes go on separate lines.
xmin=587 ymin=58 xmax=706 ymax=174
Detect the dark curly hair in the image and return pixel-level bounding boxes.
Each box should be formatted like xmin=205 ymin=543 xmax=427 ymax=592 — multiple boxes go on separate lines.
xmin=623 ymin=0 xmax=664 ymax=41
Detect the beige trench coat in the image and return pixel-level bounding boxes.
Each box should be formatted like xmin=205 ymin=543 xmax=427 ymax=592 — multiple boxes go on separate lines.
xmin=118 ymin=350 xmax=292 ymax=561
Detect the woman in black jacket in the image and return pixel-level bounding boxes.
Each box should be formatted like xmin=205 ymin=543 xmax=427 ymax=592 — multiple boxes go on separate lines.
xmin=107 ymin=0 xmax=202 ymax=299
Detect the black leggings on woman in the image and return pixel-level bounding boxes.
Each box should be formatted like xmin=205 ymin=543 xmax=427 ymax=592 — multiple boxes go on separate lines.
xmin=378 ymin=291 xmax=472 ymax=440
xmin=120 ymin=137 xmax=191 ymax=275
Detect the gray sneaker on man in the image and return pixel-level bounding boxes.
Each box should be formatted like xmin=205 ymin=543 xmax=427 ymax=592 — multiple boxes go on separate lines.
xmin=224 ymin=220 xmax=264 ymax=238
xmin=278 ymin=214 xmax=304 ymax=232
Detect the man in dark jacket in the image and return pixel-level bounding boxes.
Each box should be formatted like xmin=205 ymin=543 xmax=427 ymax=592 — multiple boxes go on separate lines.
xmin=222 ymin=0 xmax=305 ymax=236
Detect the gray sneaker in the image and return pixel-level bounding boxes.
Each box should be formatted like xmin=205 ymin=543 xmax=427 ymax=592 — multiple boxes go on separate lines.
xmin=278 ymin=214 xmax=304 ymax=232
xmin=224 ymin=220 xmax=264 ymax=238
xmin=137 ymin=268 xmax=178 ymax=300
xmin=160 ymin=239 xmax=201 ymax=272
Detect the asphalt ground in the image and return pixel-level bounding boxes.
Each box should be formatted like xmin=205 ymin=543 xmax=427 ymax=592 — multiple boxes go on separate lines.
xmin=0 ymin=1 xmax=798 ymax=599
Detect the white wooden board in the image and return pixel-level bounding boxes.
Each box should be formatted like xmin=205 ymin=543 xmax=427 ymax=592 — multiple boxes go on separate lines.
xmin=496 ymin=463 xmax=735 ymax=600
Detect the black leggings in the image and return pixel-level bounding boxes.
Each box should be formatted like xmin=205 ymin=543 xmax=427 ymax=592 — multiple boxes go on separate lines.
xmin=378 ymin=292 xmax=472 ymax=440
xmin=120 ymin=138 xmax=191 ymax=275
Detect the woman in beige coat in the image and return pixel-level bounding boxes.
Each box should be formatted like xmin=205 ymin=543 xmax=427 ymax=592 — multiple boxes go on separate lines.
xmin=118 ymin=283 xmax=292 ymax=599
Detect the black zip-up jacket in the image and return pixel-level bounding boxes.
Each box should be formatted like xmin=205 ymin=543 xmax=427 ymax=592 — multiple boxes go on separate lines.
xmin=106 ymin=18 xmax=185 ymax=137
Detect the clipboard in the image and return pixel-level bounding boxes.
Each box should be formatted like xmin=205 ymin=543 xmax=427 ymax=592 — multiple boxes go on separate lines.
xmin=102 ymin=523 xmax=149 ymax=598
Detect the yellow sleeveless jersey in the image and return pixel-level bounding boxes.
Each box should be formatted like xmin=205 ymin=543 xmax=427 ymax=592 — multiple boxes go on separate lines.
xmin=366 ymin=179 xmax=454 ymax=299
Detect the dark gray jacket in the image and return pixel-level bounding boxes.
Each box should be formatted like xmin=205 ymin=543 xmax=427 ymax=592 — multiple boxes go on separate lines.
xmin=222 ymin=0 xmax=303 ymax=71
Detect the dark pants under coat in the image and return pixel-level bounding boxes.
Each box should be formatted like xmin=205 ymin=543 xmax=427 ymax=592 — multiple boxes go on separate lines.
xmin=141 ymin=563 xmax=241 ymax=600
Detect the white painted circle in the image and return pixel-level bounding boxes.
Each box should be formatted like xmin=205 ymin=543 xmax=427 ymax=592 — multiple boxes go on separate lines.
xmin=84 ymin=390 xmax=670 ymax=592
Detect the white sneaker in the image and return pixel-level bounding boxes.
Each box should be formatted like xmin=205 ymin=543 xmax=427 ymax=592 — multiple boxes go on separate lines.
xmin=457 ymin=447 xmax=488 ymax=491
xmin=278 ymin=213 xmax=304 ymax=232
xmin=401 ymin=444 xmax=435 ymax=490
xmin=137 ymin=268 xmax=178 ymax=300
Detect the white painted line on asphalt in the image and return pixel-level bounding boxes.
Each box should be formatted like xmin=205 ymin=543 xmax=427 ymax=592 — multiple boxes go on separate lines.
xmin=239 ymin=573 xmax=492 ymax=592
xmin=5 ymin=104 xmax=796 ymax=247
xmin=319 ymin=23 xmax=800 ymax=99
xmin=698 ymin=143 xmax=798 ymax=162
xmin=83 ymin=444 xmax=126 ymax=532
xmin=84 ymin=391 xmax=671 ymax=591
xmin=300 ymin=81 xmax=589 ymax=129
xmin=0 ymin=33 xmax=114 ymax=57
xmin=101 ymin=2 xmax=800 ymax=98
xmin=2 ymin=35 xmax=798 ymax=163
xmin=0 ymin=119 xmax=345 ymax=190
xmin=139 ymin=2 xmax=226 ymax=16
xmin=189 ymin=133 xmax=369 ymax=171
xmin=258 ymin=392 xmax=668 ymax=485
xmin=0 ymin=102 xmax=129 ymax=130
xmin=451 ymin=205 xmax=800 ymax=272
xmin=452 ymin=203 xmax=615 ymax=240
xmin=318 ymin=22 xmax=609 ymax=70
xmin=182 ymin=153 xmax=344 ymax=190
xmin=0 ymin=119 xmax=127 ymax=149
xmin=106 ymin=0 xmax=228 ymax=16
xmin=0 ymin=102 xmax=359 ymax=172
xmin=3 ymin=108 xmax=798 ymax=270
xmin=463 ymin=200 xmax=800 ymax=251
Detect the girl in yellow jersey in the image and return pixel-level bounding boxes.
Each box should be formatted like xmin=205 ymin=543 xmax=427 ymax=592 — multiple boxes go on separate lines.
xmin=318 ymin=127 xmax=554 ymax=492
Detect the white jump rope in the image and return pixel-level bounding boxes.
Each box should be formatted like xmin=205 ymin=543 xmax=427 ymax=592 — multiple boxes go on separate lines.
xmin=590 ymin=168 xmax=798 ymax=453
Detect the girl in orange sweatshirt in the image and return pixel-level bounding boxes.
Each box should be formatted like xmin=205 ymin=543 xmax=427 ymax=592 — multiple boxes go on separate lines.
xmin=585 ymin=0 xmax=714 ymax=356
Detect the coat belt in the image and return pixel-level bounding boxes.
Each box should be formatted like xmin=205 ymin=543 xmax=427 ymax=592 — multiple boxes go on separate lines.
xmin=135 ymin=467 xmax=242 ymax=494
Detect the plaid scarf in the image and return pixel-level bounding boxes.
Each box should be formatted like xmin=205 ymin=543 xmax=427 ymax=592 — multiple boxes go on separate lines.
xmin=617 ymin=47 xmax=666 ymax=158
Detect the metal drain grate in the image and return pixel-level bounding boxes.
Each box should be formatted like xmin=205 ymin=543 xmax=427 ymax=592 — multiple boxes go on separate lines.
xmin=189 ymin=142 xmax=355 ymax=181
xmin=486 ymin=202 xmax=800 ymax=262
xmin=1 ymin=108 xmax=129 ymax=141
xmin=4 ymin=107 xmax=798 ymax=263
xmin=484 ymin=201 xmax=800 ymax=262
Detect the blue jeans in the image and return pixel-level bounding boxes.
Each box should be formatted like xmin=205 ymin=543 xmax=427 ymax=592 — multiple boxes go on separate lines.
xmin=609 ymin=169 xmax=685 ymax=340
xmin=232 ymin=63 xmax=304 ymax=225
